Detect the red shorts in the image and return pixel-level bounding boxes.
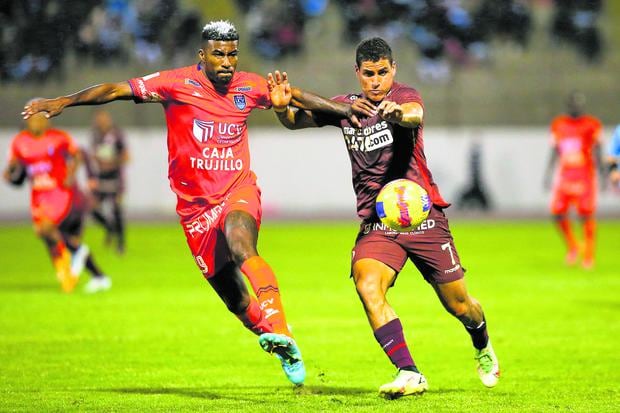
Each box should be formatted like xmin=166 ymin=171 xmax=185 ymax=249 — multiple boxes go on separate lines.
xmin=177 ymin=185 xmax=262 ymax=279
xmin=31 ymin=188 xmax=75 ymax=225
xmin=352 ymin=206 xmax=465 ymax=284
xmin=550 ymin=180 xmax=596 ymax=216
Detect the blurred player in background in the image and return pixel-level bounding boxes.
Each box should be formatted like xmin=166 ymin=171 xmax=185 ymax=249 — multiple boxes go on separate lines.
xmin=85 ymin=109 xmax=128 ymax=254
xmin=268 ymin=37 xmax=499 ymax=398
xmin=3 ymin=104 xmax=111 ymax=293
xmin=22 ymin=21 xmax=305 ymax=385
xmin=607 ymin=124 xmax=620 ymax=190
xmin=544 ymin=91 xmax=605 ymax=269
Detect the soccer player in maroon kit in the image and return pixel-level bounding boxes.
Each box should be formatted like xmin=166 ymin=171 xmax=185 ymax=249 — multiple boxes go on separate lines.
xmin=22 ymin=21 xmax=305 ymax=385
xmin=85 ymin=109 xmax=129 ymax=254
xmin=4 ymin=106 xmax=111 ymax=293
xmin=268 ymin=37 xmax=500 ymax=397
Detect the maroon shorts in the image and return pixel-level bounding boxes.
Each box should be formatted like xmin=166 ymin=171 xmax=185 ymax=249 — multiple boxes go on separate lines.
xmin=352 ymin=206 xmax=465 ymax=284
xmin=177 ymin=185 xmax=262 ymax=279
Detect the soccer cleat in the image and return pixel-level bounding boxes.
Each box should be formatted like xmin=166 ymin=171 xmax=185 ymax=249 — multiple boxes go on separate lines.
xmin=84 ymin=275 xmax=112 ymax=294
xmin=71 ymin=244 xmax=90 ymax=276
xmin=475 ymin=341 xmax=500 ymax=388
xmin=259 ymin=333 xmax=306 ymax=385
xmin=378 ymin=369 xmax=428 ymax=399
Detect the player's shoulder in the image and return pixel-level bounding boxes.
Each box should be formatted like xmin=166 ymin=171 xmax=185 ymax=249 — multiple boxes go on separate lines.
xmin=233 ymin=71 xmax=267 ymax=90
xmin=389 ymin=81 xmax=423 ymax=104
xmin=331 ymin=93 xmax=357 ymax=104
xmin=550 ymin=115 xmax=568 ymax=127
xmin=138 ymin=65 xmax=195 ymax=82
xmin=583 ymin=114 xmax=602 ymax=128
xmin=47 ymin=128 xmax=76 ymax=144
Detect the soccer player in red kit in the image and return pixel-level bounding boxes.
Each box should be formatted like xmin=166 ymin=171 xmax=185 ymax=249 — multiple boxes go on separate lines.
xmin=22 ymin=21 xmax=305 ymax=385
xmin=544 ymin=91 xmax=605 ymax=269
xmin=268 ymin=38 xmax=499 ymax=398
xmin=3 ymin=107 xmax=111 ymax=293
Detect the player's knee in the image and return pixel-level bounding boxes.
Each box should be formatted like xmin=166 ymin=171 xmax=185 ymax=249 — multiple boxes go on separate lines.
xmin=355 ymin=276 xmax=382 ymax=304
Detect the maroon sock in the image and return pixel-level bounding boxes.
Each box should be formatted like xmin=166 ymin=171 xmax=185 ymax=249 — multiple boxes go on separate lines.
xmin=373 ymin=318 xmax=415 ymax=370
xmin=465 ymin=320 xmax=489 ymax=350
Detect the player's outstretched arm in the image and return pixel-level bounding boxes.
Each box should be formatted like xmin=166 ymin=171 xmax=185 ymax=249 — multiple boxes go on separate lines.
xmin=22 ymin=82 xmax=134 ymax=119
xmin=267 ymin=70 xmax=374 ymax=128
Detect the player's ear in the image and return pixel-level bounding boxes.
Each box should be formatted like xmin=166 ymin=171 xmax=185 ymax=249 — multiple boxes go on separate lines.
xmin=392 ymin=60 xmax=397 ymax=75
xmin=198 ymin=49 xmax=206 ymax=62
xmin=354 ymin=64 xmax=359 ymax=74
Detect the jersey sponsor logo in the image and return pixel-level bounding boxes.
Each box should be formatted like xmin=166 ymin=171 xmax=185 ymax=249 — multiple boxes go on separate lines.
xmin=135 ymin=79 xmax=162 ymax=102
xmin=185 ymin=78 xmax=201 ymax=87
xmin=190 ymin=147 xmax=244 ymax=171
xmin=233 ymin=95 xmax=246 ymax=110
xmin=363 ymin=218 xmax=435 ymax=234
xmin=192 ymin=118 xmax=244 ymax=145
xmin=364 ymin=130 xmax=393 ymax=151
xmin=235 ymin=86 xmax=252 ymax=92
xmin=343 ymin=121 xmax=393 ymax=152
xmin=193 ymin=119 xmax=214 ymax=143
xmin=185 ymin=203 xmax=224 ymax=238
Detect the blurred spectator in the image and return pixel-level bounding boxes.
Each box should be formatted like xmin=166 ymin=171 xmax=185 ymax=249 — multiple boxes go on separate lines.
xmin=245 ymin=0 xmax=306 ymax=59
xmin=550 ymin=0 xmax=603 ymax=63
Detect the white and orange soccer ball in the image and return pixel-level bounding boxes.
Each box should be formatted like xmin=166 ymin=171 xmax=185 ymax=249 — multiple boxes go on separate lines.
xmin=375 ymin=179 xmax=431 ymax=232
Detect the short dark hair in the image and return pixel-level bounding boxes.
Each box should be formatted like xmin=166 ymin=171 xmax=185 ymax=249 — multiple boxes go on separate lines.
xmin=355 ymin=37 xmax=393 ymax=67
xmin=201 ymin=20 xmax=239 ymax=41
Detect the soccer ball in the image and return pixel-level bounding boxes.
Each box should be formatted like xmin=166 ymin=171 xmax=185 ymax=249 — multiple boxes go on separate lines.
xmin=375 ymin=179 xmax=431 ymax=232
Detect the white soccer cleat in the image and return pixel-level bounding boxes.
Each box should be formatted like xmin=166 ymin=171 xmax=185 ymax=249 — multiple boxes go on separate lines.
xmin=378 ymin=369 xmax=428 ymax=399
xmin=475 ymin=341 xmax=500 ymax=388
xmin=71 ymin=244 xmax=90 ymax=276
xmin=84 ymin=275 xmax=112 ymax=294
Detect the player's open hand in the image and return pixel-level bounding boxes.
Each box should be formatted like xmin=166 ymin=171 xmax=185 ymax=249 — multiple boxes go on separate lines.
xmin=377 ymin=100 xmax=404 ymax=123
xmin=267 ymin=70 xmax=291 ymax=112
xmin=22 ymin=98 xmax=67 ymax=119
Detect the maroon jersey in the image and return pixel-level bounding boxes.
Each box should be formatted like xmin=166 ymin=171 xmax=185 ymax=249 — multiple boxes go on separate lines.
xmin=313 ymin=81 xmax=449 ymax=220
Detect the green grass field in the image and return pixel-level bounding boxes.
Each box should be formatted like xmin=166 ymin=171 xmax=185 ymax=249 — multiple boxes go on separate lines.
xmin=1 ymin=220 xmax=619 ymax=412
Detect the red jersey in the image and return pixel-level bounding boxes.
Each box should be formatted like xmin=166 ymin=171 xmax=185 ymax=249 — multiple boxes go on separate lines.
xmin=8 ymin=128 xmax=79 ymax=223
xmin=128 ymin=65 xmax=271 ymax=206
xmin=313 ymin=82 xmax=448 ymax=221
xmin=550 ymin=114 xmax=602 ymax=183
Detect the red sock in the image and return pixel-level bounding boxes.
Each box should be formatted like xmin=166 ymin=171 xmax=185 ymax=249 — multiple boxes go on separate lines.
xmin=240 ymin=256 xmax=291 ymax=336
xmin=236 ymin=297 xmax=274 ymax=336
xmin=583 ymin=217 xmax=596 ymax=261
xmin=556 ymin=217 xmax=578 ymax=251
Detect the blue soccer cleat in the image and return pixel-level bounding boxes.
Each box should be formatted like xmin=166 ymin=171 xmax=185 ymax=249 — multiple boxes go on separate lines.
xmin=259 ymin=333 xmax=306 ymax=385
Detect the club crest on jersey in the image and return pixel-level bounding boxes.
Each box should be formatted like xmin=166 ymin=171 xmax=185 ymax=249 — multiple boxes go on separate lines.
xmin=233 ymin=95 xmax=246 ymax=110
xmin=193 ymin=119 xmax=214 ymax=143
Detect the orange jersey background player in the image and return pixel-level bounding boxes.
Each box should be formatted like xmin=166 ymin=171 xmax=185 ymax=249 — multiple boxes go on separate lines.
xmin=3 ymin=108 xmax=111 ymax=293
xmin=544 ymin=91 xmax=605 ymax=269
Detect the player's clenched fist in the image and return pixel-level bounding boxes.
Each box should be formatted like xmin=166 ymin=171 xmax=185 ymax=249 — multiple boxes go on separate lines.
xmin=377 ymin=100 xmax=403 ymax=122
